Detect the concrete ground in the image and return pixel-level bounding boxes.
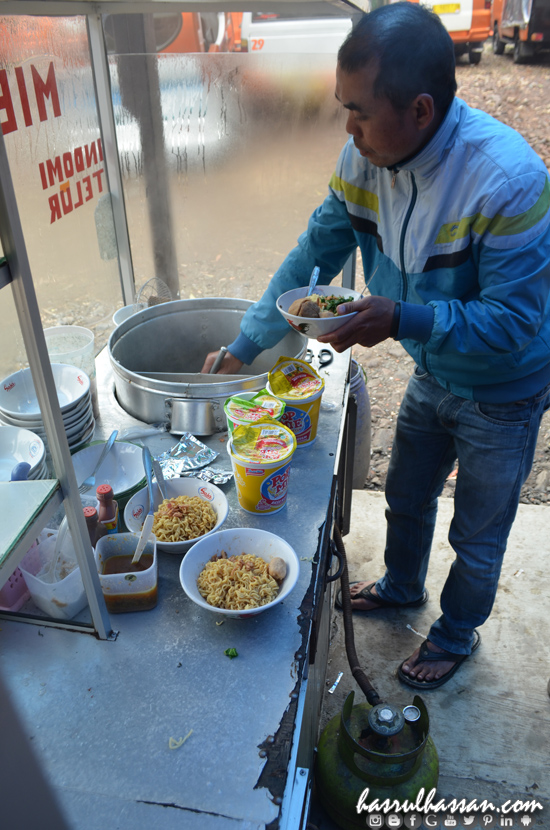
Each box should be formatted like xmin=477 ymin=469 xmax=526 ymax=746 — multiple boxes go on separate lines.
xmin=309 ymin=491 xmax=550 ymax=829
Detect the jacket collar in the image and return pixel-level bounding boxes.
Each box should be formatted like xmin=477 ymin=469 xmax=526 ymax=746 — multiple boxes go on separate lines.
xmin=389 ymin=97 xmax=463 ymax=180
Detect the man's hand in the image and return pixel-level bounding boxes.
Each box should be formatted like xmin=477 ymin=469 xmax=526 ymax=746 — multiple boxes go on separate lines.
xmin=317 ymin=296 xmax=396 ymax=351
xmin=200 ymin=350 xmax=244 ymax=374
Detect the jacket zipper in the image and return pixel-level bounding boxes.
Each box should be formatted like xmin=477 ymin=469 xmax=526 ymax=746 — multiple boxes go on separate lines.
xmin=399 ymin=171 xmax=417 ymax=302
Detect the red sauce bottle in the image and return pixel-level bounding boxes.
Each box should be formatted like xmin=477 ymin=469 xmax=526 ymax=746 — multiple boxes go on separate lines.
xmin=96 ymin=484 xmax=118 ymax=532
xmin=83 ymin=505 xmax=108 ymax=547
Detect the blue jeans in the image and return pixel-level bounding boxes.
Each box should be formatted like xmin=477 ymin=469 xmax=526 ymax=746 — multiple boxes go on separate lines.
xmin=376 ymin=367 xmax=550 ymax=655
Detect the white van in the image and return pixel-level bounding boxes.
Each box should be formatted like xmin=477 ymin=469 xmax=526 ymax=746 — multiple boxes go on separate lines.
xmin=419 ymin=0 xmax=491 ymax=63
xmin=239 ymin=11 xmax=354 ymax=54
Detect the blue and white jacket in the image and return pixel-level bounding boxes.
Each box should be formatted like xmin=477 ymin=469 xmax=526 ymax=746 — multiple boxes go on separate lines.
xmin=229 ymin=97 xmax=550 ymax=403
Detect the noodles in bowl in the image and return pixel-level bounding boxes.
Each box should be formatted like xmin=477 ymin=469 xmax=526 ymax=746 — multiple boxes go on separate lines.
xmin=124 ymin=477 xmax=229 ymax=554
xmin=197 ymin=552 xmax=281 ymax=611
xmin=179 ymin=527 xmax=300 ymax=618
xmin=153 ymin=496 xmax=217 ymax=543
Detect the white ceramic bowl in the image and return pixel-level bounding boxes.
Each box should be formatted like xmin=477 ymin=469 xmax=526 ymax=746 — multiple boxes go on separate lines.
xmin=124 ymin=477 xmax=229 ymax=554
xmin=179 ymin=527 xmax=300 ymax=618
xmin=0 ymin=364 xmax=90 ymax=420
xmin=276 ymin=284 xmax=363 ymax=340
xmin=0 ymin=425 xmax=45 ymax=481
xmin=72 ymin=440 xmax=146 ymax=497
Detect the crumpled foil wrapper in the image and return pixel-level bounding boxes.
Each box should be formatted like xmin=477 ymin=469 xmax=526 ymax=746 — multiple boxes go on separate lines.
xmin=179 ymin=467 xmax=233 ymax=484
xmin=158 ymin=433 xmax=219 ymax=478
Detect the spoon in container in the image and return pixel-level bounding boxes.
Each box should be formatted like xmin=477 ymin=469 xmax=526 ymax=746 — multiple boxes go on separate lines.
xmin=132 ymin=446 xmax=155 ymax=565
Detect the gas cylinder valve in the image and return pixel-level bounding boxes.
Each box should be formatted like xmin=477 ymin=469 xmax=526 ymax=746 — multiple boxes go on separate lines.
xmin=367 ymin=702 xmax=405 ymax=736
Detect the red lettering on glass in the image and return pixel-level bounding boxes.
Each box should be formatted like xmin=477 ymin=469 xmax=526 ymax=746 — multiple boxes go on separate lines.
xmin=82 ymin=175 xmax=93 ymax=201
xmin=73 ymin=180 xmax=84 ymax=209
xmin=62 ymin=151 xmax=74 ymax=178
xmin=74 ymin=146 xmax=84 ymax=173
xmin=60 ymin=186 xmax=73 ymax=215
xmin=14 ymin=67 xmax=32 ymax=127
xmin=48 ymin=193 xmax=61 ymax=224
xmin=0 ymin=69 xmax=17 ymax=135
xmin=32 ymin=63 xmax=61 ymax=122
xmin=85 ymin=142 xmax=98 ymax=168
xmin=39 ymin=162 xmax=48 ymax=190
xmin=92 ymin=168 xmax=104 ymax=192
xmin=46 ymin=156 xmax=63 ymax=187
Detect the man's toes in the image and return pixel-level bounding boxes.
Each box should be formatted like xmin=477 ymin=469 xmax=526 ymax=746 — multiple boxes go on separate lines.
xmin=400 ymin=649 xmax=421 ymax=676
xmin=350 ymin=581 xmax=376 ymax=597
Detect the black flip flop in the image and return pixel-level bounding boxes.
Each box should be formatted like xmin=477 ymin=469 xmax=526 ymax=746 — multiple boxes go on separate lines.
xmin=397 ymin=629 xmax=481 ymax=690
xmin=335 ymin=581 xmax=429 ymax=613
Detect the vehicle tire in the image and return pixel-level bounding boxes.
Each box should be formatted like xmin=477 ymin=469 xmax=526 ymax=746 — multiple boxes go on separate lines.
xmin=492 ymin=24 xmax=505 ymax=55
xmin=468 ymin=50 xmax=482 ymax=64
xmin=513 ymin=39 xmax=530 ymax=63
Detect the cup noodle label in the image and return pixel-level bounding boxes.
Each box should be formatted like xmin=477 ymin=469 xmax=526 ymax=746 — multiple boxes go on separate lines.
xmin=256 ymin=461 xmax=292 ymax=512
xmin=281 ymin=405 xmax=313 ymax=444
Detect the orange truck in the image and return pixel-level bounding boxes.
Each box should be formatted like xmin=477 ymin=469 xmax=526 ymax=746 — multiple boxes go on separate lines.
xmin=491 ymin=0 xmax=550 ymax=62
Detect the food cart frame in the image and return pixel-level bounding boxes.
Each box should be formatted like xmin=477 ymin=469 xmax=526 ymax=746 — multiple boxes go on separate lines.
xmin=0 ymin=3 xmax=366 ymax=825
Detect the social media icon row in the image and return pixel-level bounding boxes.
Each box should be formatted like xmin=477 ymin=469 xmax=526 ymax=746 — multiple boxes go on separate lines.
xmin=364 ymin=814 xmax=535 ymax=828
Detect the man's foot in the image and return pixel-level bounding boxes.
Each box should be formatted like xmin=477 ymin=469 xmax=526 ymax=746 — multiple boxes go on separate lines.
xmin=397 ymin=630 xmax=481 ymax=690
xmin=400 ymin=641 xmax=457 ymax=683
xmin=334 ymin=581 xmax=429 ymax=613
xmin=349 ymin=581 xmax=382 ymax=611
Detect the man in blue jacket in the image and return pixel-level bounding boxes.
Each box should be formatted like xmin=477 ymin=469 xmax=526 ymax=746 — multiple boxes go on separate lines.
xmin=202 ymin=3 xmax=550 ymax=688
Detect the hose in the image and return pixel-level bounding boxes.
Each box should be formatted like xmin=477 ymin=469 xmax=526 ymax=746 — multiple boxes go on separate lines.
xmin=333 ymin=523 xmax=381 ymax=707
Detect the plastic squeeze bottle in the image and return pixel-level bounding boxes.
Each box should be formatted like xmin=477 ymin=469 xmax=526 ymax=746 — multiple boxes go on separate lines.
xmin=83 ymin=505 xmax=107 ymax=547
xmin=96 ymin=484 xmax=119 ymax=533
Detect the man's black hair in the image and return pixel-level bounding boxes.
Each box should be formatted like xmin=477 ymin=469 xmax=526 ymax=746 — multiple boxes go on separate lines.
xmin=338 ymin=2 xmax=457 ymax=115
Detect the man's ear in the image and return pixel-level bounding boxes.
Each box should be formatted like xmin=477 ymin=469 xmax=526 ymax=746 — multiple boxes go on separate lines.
xmin=412 ymin=93 xmax=435 ymax=130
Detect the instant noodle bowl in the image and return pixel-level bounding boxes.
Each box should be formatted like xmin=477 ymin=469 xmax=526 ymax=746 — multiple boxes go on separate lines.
xmin=224 ymin=388 xmax=286 ymax=434
xmin=266 ymin=357 xmax=325 ymax=447
xmin=179 ymin=527 xmax=300 ymax=618
xmin=229 ymin=420 xmax=297 ymax=514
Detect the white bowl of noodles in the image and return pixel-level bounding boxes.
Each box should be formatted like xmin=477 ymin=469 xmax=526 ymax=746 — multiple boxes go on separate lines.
xmin=179 ymin=527 xmax=300 ymax=618
xmin=123 ymin=477 xmax=229 ymax=554
xmin=276 ymin=284 xmax=362 ymax=339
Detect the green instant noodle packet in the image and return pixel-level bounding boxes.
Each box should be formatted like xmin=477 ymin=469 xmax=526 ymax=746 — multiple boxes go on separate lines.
xmin=224 ymin=389 xmax=285 ymax=425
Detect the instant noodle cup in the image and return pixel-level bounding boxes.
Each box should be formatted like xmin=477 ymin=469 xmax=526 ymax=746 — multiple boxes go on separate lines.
xmin=229 ymin=419 xmax=297 ymax=514
xmin=266 ymin=356 xmax=325 ymax=447
xmin=224 ymin=388 xmax=286 ymax=434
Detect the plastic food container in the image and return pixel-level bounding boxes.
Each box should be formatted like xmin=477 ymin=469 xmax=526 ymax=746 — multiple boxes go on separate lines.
xmin=0 ymin=566 xmax=30 ymax=612
xmin=229 ymin=419 xmax=296 ymax=514
xmin=19 ymin=529 xmax=88 ymax=621
xmin=95 ymin=532 xmax=157 ymax=614
xmin=267 ymin=357 xmax=325 ymax=447
xmin=43 ymin=325 xmax=98 ymax=417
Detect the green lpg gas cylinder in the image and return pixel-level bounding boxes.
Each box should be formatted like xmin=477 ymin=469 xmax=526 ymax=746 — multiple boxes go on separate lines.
xmin=315 ymin=692 xmax=439 ymax=830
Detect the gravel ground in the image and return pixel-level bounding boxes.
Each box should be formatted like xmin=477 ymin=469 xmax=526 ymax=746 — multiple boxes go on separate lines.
xmin=42 ymin=44 xmax=550 ymax=505
xmin=353 ymin=44 xmax=550 ymax=506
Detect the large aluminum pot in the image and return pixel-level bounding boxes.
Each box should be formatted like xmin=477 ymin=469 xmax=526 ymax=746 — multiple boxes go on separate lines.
xmin=108 ymin=298 xmax=307 ymax=435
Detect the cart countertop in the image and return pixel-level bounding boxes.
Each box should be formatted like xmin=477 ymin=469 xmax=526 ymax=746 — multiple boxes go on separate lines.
xmin=0 ymin=343 xmax=351 ymax=829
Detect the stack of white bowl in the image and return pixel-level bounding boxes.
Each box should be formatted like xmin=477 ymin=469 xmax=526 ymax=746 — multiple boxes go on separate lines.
xmin=0 ymin=424 xmax=47 ymax=480
xmin=0 ymin=364 xmax=95 ymax=453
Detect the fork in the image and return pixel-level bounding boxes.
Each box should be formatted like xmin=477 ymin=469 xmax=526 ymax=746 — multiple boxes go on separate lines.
xmin=78 ymin=429 xmax=118 ymax=493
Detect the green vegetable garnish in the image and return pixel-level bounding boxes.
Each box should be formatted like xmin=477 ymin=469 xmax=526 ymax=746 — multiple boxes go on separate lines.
xmin=224 ymin=648 xmax=238 ymax=659
xmin=322 ymin=295 xmax=354 ymax=313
